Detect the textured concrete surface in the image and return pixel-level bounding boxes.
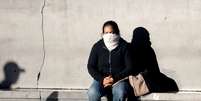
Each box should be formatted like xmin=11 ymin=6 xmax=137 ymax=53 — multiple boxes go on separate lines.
xmin=0 ymin=0 xmax=44 ymax=88
xmin=0 ymin=0 xmax=201 ymax=94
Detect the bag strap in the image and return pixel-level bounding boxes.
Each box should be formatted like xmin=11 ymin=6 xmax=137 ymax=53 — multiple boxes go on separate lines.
xmin=112 ymin=77 xmax=129 ymax=87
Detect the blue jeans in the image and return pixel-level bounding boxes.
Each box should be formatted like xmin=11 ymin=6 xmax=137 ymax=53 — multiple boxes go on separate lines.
xmin=87 ymin=80 xmax=131 ymax=101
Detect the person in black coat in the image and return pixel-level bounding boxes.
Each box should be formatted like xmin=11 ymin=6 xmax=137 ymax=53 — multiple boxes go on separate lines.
xmin=87 ymin=21 xmax=135 ymax=101
xmin=130 ymin=27 xmax=179 ymax=93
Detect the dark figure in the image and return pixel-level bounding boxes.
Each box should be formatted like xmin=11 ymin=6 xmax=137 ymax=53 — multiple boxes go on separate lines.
xmin=130 ymin=27 xmax=179 ymax=93
xmin=0 ymin=61 xmax=25 ymax=90
xmin=46 ymin=91 xmax=58 ymax=101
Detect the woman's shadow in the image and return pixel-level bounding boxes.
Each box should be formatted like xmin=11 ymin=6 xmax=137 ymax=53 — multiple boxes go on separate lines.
xmin=130 ymin=27 xmax=179 ymax=93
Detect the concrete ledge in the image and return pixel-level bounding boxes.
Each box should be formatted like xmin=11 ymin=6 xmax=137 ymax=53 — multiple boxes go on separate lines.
xmin=0 ymin=89 xmax=201 ymax=101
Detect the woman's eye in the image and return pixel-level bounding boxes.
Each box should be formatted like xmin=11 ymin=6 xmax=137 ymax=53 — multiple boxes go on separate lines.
xmin=105 ymin=32 xmax=113 ymax=34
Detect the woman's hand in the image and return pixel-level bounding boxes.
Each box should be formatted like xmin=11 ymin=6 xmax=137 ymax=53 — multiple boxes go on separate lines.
xmin=103 ymin=75 xmax=114 ymax=88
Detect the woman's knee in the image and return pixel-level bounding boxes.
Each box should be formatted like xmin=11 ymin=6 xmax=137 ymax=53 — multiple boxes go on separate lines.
xmin=112 ymin=88 xmax=126 ymax=98
xmin=112 ymin=82 xmax=128 ymax=98
xmin=87 ymin=80 xmax=103 ymax=99
xmin=87 ymin=87 xmax=102 ymax=98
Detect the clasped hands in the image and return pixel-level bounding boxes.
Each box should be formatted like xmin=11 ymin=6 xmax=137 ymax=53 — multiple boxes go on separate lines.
xmin=102 ymin=75 xmax=114 ymax=88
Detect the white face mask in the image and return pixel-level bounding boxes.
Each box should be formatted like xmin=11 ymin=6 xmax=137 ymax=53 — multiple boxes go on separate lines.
xmin=102 ymin=33 xmax=120 ymax=51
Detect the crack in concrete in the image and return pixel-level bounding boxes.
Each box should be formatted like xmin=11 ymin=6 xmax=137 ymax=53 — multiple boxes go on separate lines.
xmin=37 ymin=0 xmax=47 ymax=100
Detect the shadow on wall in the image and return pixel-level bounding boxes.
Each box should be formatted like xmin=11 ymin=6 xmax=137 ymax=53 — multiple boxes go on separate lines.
xmin=130 ymin=27 xmax=179 ymax=93
xmin=46 ymin=91 xmax=58 ymax=101
xmin=0 ymin=61 xmax=25 ymax=90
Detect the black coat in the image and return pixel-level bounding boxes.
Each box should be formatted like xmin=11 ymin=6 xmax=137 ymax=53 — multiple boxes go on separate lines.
xmin=87 ymin=38 xmax=134 ymax=83
xmin=130 ymin=46 xmax=179 ymax=92
xmin=130 ymin=27 xmax=179 ymax=93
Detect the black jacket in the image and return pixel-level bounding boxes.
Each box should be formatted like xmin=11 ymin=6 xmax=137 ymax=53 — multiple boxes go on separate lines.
xmin=87 ymin=37 xmax=134 ymax=83
xmin=130 ymin=27 xmax=179 ymax=92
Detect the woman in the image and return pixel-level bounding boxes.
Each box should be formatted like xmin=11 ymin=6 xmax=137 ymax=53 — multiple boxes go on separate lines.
xmin=87 ymin=20 xmax=134 ymax=101
xmin=130 ymin=27 xmax=178 ymax=93
xmin=130 ymin=27 xmax=160 ymax=78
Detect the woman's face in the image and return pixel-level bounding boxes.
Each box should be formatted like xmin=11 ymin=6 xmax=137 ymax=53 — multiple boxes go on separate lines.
xmin=103 ymin=25 xmax=113 ymax=34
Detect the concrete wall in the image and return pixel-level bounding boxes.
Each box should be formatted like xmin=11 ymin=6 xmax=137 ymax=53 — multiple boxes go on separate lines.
xmin=0 ymin=0 xmax=201 ymax=91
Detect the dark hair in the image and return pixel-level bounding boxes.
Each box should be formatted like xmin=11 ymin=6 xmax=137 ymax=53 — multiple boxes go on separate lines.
xmin=131 ymin=27 xmax=151 ymax=48
xmin=102 ymin=20 xmax=120 ymax=35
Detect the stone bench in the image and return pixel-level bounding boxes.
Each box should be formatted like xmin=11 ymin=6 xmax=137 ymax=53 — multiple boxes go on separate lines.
xmin=0 ymin=89 xmax=201 ymax=101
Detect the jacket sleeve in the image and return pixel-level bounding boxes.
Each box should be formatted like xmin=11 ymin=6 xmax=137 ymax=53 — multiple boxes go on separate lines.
xmin=113 ymin=46 xmax=133 ymax=82
xmin=146 ymin=48 xmax=160 ymax=73
xmin=87 ymin=44 xmax=104 ymax=82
